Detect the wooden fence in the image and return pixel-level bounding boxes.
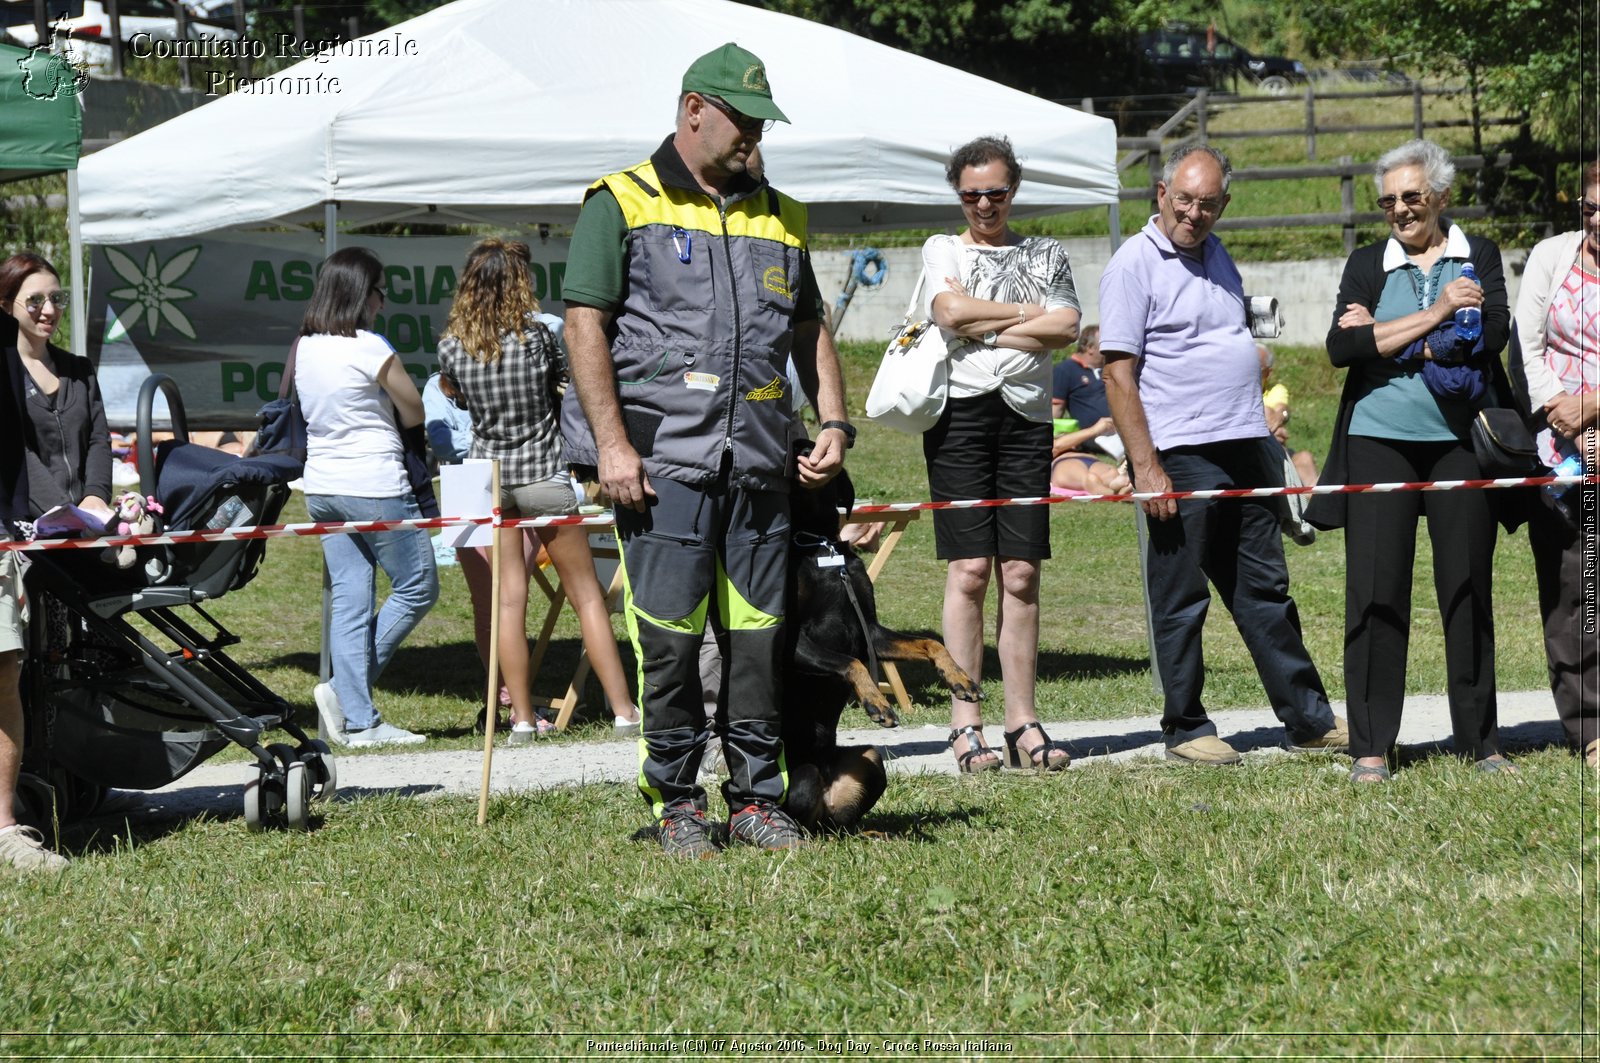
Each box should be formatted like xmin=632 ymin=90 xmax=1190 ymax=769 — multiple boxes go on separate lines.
xmin=1098 ymin=84 xmax=1539 ymax=250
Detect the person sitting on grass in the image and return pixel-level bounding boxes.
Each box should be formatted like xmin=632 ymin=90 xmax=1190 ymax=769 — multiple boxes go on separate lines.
xmin=1050 ymin=327 xmax=1129 ymax=495
xmin=1258 ymin=343 xmax=1319 ymax=486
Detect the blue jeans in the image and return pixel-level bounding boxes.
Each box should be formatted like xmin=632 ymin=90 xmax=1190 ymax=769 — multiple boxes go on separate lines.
xmin=306 ymin=493 xmax=439 ymax=731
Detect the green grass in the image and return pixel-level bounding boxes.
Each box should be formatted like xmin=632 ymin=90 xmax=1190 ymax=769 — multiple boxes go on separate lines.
xmin=1 ymin=759 xmax=1592 ymax=1056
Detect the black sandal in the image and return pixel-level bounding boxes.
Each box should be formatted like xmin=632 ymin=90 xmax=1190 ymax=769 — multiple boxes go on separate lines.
xmin=1003 ymin=721 xmax=1070 ymax=772
xmin=948 ymin=724 xmax=1001 ymax=774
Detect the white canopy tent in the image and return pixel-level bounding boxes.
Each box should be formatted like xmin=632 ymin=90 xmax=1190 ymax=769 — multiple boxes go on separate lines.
xmin=79 ymin=0 xmax=1117 ymax=242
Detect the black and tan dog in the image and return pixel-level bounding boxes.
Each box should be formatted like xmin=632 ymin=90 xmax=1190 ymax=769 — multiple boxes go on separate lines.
xmin=780 ymin=465 xmax=982 ymax=832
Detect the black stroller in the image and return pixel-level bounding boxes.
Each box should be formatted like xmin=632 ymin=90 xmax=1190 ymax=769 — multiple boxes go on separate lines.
xmin=18 ymin=374 xmax=335 ymax=832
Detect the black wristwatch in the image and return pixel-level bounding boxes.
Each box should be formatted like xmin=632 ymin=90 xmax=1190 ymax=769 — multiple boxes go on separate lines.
xmin=820 ymin=420 xmax=856 ymax=448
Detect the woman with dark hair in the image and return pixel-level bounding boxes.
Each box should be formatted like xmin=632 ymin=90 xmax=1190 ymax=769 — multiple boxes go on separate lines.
xmin=0 ymin=252 xmax=112 ymax=525
xmin=298 ymin=247 xmax=438 ymax=749
xmin=1513 ymin=158 xmax=1600 ymax=768
xmin=1310 ymin=138 xmax=1517 ymax=781
xmin=437 ymin=237 xmax=639 ymax=744
xmin=919 ymin=135 xmax=1082 ymax=773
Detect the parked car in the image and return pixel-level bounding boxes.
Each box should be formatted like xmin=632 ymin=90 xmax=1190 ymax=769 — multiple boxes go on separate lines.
xmin=1138 ymin=24 xmax=1307 ymax=95
xmin=1 ymin=0 xmax=237 ymax=70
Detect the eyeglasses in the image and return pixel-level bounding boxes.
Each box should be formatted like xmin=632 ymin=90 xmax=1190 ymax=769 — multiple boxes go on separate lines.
xmin=957 ymin=186 xmax=1012 ymax=205
xmin=1168 ymin=192 xmax=1225 ymax=215
xmin=1581 ymin=199 xmax=1599 ymax=218
xmin=371 ymin=285 xmax=386 ymax=306
xmin=21 ymin=290 xmax=68 ymax=313
xmin=700 ymin=94 xmax=774 ymax=135
xmin=1377 ymin=190 xmax=1428 ymax=211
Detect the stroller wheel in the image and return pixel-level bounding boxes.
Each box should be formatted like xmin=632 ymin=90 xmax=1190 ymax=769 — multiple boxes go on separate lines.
xmin=265 ymin=742 xmax=300 ymax=774
xmin=300 ymin=740 xmax=337 ymax=803
xmin=243 ymin=774 xmax=264 ymax=832
xmin=284 ymin=761 xmax=310 ymax=831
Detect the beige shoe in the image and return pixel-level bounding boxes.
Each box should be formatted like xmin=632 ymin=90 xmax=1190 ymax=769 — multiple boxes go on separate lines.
xmin=1584 ymin=739 xmax=1598 ymax=769
xmin=1291 ymin=716 xmax=1350 ymax=753
xmin=0 ymin=825 xmax=68 ymax=873
xmin=1165 ymin=735 xmax=1242 ymax=765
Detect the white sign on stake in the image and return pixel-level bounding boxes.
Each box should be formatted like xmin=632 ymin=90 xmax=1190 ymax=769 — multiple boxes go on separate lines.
xmin=440 ymin=460 xmax=496 ymax=548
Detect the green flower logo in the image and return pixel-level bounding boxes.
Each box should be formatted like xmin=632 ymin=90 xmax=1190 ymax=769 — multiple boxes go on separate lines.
xmin=105 ymin=245 xmax=201 ymax=340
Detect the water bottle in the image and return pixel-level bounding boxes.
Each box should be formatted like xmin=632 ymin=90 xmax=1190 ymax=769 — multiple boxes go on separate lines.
xmin=1546 ymin=454 xmax=1584 ymax=499
xmin=1455 ymin=262 xmax=1482 ymax=343
xmin=203 ymin=495 xmax=247 ymax=530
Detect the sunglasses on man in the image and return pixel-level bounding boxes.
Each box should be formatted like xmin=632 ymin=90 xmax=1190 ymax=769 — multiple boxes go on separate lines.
xmin=1580 ymin=199 xmax=1599 ymax=218
xmin=700 ymin=94 xmax=774 ymax=135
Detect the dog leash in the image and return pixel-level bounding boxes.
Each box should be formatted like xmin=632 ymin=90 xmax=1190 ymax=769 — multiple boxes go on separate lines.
xmin=791 ymin=531 xmax=881 ymax=686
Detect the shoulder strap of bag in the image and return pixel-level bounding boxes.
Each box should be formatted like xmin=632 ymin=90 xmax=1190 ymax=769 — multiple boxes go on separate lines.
xmin=900 ymin=268 xmax=928 ymax=325
xmin=280 ymin=337 xmax=300 ymax=400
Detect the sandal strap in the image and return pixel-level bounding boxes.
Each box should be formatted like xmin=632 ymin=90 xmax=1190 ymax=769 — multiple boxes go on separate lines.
xmin=948 ymin=725 xmax=995 ymax=768
xmin=1004 ymin=721 xmax=1060 ymax=766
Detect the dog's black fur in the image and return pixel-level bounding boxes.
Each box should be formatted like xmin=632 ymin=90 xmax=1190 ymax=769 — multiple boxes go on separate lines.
xmin=780 ymin=466 xmax=982 ymax=832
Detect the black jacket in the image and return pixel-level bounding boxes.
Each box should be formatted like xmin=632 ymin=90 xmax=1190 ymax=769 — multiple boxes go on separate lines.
xmin=16 ymin=342 xmax=113 ymax=519
xmin=1307 ymin=227 xmax=1529 ymax=532
xmin=0 ymin=316 xmax=27 ymax=538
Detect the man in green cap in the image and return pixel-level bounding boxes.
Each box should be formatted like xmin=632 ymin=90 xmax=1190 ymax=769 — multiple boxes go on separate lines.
xmin=561 ymin=42 xmax=853 ymax=857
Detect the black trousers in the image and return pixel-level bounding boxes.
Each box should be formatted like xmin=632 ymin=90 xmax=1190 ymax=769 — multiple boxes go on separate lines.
xmin=1528 ymin=483 xmax=1599 ymax=750
xmin=614 ymin=475 xmax=790 ymax=819
xmin=1343 ymin=435 xmax=1500 ymax=760
xmin=1141 ymin=437 xmax=1335 ymax=743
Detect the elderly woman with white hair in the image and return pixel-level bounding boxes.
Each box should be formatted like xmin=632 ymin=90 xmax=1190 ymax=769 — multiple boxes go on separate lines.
xmin=1306 ymin=138 xmax=1519 ymax=781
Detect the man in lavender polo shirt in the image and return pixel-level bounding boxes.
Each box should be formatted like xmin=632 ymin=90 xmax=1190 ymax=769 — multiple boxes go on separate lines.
xmin=1100 ymin=145 xmax=1347 ymax=765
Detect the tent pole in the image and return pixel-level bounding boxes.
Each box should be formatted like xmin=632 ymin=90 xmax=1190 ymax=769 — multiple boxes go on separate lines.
xmin=67 ymin=167 xmax=86 ymax=359
xmin=1108 ymin=202 xmax=1122 ymax=253
xmin=324 ymin=200 xmax=338 ymax=255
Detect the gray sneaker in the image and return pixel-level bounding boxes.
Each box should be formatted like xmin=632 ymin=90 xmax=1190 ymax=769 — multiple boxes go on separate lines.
xmin=659 ymin=802 xmax=720 ymax=859
xmin=728 ymin=801 xmax=806 ymax=851
xmin=313 ymin=682 xmax=347 ymax=747
xmin=0 ymin=825 xmax=69 ymax=873
xmin=345 ymin=721 xmax=426 ymax=748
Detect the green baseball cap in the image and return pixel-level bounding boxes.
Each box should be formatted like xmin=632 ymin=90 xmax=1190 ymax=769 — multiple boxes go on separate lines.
xmin=681 ymin=42 xmax=789 ymax=124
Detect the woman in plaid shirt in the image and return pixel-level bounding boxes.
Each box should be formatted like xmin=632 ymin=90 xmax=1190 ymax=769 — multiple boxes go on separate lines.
xmin=438 ymin=239 xmax=640 ymax=744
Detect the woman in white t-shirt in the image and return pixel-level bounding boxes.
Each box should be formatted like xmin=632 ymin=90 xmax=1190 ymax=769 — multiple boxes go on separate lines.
xmin=921 ymin=135 xmax=1081 ymax=775
xmin=297 ymin=247 xmax=439 ymax=749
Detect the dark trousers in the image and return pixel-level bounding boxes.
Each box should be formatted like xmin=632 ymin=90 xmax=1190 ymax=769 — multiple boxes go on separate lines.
xmin=1141 ymin=437 xmax=1334 ymax=743
xmin=922 ymin=392 xmax=1052 ymax=560
xmin=614 ymin=475 xmax=790 ymax=819
xmin=1528 ymin=483 xmax=1599 ymax=750
xmin=1343 ymin=436 xmax=1500 ymax=760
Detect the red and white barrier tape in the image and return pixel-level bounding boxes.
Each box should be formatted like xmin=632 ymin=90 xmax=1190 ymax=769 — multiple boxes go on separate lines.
xmin=2 ymin=474 xmax=1591 ymax=553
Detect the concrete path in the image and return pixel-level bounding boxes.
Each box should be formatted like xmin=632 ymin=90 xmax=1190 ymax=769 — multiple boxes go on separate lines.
xmin=118 ymin=689 xmax=1569 ymax=824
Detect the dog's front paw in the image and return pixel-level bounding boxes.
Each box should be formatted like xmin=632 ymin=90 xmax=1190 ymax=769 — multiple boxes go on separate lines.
xmin=861 ymin=692 xmax=899 ymax=729
xmin=947 ymin=670 xmax=984 ymax=703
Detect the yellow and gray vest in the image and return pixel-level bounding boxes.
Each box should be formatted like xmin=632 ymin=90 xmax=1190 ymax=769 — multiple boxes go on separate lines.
xmin=561 ymin=160 xmax=809 ymax=492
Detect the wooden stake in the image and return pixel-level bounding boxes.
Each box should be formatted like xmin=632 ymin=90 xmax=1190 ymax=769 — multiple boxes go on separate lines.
xmin=476 ymin=461 xmax=502 ymax=826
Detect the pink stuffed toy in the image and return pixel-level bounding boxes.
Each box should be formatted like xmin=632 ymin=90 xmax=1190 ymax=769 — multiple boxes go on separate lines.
xmin=103 ymin=492 xmax=164 ymax=569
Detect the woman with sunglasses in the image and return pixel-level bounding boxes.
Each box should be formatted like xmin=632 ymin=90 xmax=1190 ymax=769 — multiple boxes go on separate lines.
xmin=919 ymin=135 xmax=1081 ymax=773
xmin=1308 ymin=138 xmax=1520 ymax=781
xmin=1512 ymin=159 xmax=1600 ymax=769
xmin=298 ymin=247 xmax=438 ymax=749
xmin=437 ymin=237 xmax=640 ymax=744
xmin=0 ymin=252 xmax=112 ymax=526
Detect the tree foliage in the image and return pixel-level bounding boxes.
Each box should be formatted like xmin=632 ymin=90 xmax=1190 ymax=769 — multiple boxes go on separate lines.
xmin=1299 ymin=0 xmax=1589 ymax=151
xmin=741 ymin=0 xmax=1171 ymax=99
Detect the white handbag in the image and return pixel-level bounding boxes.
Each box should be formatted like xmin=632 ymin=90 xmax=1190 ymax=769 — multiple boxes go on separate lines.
xmin=865 ymin=270 xmax=949 ymax=434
